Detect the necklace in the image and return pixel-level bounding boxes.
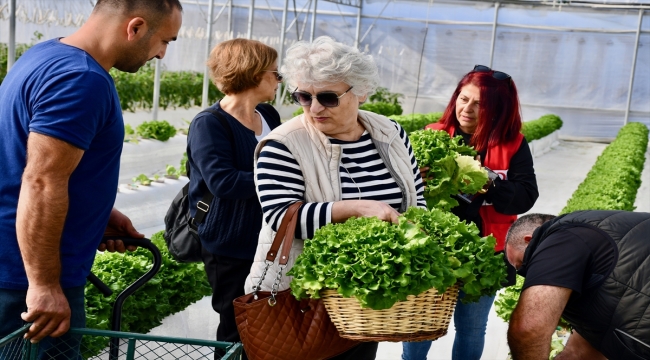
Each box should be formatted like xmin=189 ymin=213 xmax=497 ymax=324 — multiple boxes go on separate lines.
xmin=341 ymin=163 xmax=361 ymax=200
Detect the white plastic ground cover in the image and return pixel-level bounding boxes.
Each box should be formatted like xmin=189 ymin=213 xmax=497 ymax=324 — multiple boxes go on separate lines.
xmin=113 ymin=176 xmax=188 ymax=236
xmin=119 ymin=135 xmax=187 ymax=185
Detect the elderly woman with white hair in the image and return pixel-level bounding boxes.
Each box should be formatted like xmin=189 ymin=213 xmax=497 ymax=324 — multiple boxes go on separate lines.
xmin=244 ymin=36 xmax=427 ymax=359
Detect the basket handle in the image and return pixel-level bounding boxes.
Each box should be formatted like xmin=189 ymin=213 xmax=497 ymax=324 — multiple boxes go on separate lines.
xmin=265 ymin=201 xmax=302 ymax=265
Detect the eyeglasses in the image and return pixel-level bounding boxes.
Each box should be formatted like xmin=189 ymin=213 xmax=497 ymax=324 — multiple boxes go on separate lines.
xmin=473 ymin=65 xmax=511 ymax=84
xmin=265 ymin=70 xmax=283 ymax=81
xmin=291 ymin=86 xmax=354 ymax=108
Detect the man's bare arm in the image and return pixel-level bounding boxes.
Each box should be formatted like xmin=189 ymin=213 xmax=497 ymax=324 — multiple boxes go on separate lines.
xmin=508 ymin=285 xmax=571 ymax=360
xmin=16 ymin=132 xmax=84 ymax=342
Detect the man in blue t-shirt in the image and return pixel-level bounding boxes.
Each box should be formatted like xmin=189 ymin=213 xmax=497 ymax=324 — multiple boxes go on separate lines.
xmin=0 ymin=0 xmax=183 ymax=352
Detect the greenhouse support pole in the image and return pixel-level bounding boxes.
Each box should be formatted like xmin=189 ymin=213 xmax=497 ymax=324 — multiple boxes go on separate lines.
xmin=152 ymin=59 xmax=162 ymax=120
xmin=354 ymin=2 xmax=363 ymax=48
xmin=310 ymin=0 xmax=318 ymax=42
xmin=623 ymin=9 xmax=644 ymax=126
xmin=7 ymin=0 xmax=16 ymax=71
xmin=202 ymin=0 xmax=216 ymax=109
xmin=228 ymin=0 xmax=233 ymax=39
xmin=247 ymin=0 xmax=255 ymax=39
xmin=275 ymin=0 xmax=289 ymax=112
xmin=488 ymin=2 xmax=500 ymax=68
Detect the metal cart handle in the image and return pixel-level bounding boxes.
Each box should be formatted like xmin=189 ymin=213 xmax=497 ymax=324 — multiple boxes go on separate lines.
xmin=87 ymin=237 xmax=160 ymax=297
xmin=88 ymin=236 xmax=162 ymax=360
xmin=94 ymin=236 xmax=162 ymax=332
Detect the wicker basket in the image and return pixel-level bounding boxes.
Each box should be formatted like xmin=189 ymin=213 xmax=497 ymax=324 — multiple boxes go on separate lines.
xmin=320 ymin=283 xmax=460 ymax=342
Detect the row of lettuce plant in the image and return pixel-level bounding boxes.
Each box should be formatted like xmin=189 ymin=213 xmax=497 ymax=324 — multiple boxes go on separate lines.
xmin=110 ymin=64 xmax=225 ymax=112
xmin=521 ymin=115 xmax=563 ymax=142
xmin=2 ymin=40 xmax=226 ymax=112
xmin=391 ymin=112 xmax=561 ymax=139
xmin=391 ymin=113 xmax=443 ymax=134
xmin=494 ymin=121 xmax=649 ymax=336
xmin=561 ymin=122 xmax=649 ymax=213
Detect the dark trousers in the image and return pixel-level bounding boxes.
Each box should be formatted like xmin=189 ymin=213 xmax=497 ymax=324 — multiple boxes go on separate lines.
xmin=201 ymin=248 xmax=252 ymax=359
xmin=329 ymin=342 xmax=378 ymax=360
xmin=0 ymin=286 xmax=86 ymax=360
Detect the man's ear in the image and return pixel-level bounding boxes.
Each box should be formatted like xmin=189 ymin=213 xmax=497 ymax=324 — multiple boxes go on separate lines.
xmin=524 ymin=235 xmax=533 ymax=244
xmin=126 ymin=17 xmax=147 ymax=41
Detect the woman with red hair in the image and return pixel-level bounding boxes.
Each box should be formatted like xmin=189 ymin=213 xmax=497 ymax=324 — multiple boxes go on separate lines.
xmin=402 ymin=65 xmax=539 ymax=360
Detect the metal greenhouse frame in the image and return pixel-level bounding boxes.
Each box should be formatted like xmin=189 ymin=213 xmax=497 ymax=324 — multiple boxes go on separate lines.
xmin=2 ymin=0 xmax=649 ymax=139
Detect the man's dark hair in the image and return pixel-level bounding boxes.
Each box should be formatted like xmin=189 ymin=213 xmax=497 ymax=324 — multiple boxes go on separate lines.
xmin=94 ymin=0 xmax=182 ymax=30
xmin=506 ymin=213 xmax=556 ymax=249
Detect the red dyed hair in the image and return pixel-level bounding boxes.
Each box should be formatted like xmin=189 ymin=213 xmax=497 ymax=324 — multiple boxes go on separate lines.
xmin=435 ymin=70 xmax=522 ymax=152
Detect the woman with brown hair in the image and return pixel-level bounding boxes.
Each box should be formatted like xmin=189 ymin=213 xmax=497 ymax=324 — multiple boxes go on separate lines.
xmin=186 ymin=38 xmax=282 ymax=358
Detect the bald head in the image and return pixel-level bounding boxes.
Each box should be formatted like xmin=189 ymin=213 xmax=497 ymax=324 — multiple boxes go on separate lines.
xmin=94 ymin=0 xmax=183 ymax=30
xmin=504 ymin=213 xmax=556 ymax=270
xmin=506 ymin=213 xmax=556 ymax=249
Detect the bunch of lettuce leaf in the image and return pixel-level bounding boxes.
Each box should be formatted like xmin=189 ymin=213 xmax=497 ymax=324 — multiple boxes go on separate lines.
xmin=288 ymin=207 xmax=507 ymax=310
xmin=409 ymin=129 xmax=488 ymax=211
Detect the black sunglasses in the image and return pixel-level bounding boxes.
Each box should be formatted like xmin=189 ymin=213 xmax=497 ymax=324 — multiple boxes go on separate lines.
xmin=291 ymin=86 xmax=354 ymax=108
xmin=265 ymin=70 xmax=283 ymax=81
xmin=473 ymin=65 xmax=511 ymax=84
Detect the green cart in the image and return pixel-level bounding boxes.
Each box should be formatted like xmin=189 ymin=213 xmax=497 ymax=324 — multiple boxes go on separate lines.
xmin=0 ymin=324 xmax=242 ymax=359
xmin=0 ymin=237 xmax=242 ymax=359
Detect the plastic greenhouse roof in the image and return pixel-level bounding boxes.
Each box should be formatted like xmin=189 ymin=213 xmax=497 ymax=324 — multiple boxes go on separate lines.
xmin=384 ymin=0 xmax=650 ymax=6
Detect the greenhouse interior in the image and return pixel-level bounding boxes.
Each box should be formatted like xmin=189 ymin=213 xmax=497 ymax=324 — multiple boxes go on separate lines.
xmin=0 ymin=0 xmax=649 ymax=359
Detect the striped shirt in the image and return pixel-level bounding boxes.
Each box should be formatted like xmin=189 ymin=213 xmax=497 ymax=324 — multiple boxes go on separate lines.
xmin=256 ymin=122 xmax=426 ymax=239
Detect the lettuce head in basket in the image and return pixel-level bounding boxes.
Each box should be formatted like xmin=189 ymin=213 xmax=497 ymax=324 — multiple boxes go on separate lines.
xmin=287 ymin=207 xmax=507 ymax=310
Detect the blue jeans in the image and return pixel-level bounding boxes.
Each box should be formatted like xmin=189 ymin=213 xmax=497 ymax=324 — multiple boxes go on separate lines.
xmin=401 ymin=291 xmax=495 ymax=360
xmin=0 ymin=286 xmax=86 ymax=360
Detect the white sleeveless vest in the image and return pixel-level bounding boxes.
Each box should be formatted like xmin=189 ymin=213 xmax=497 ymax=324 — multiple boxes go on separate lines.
xmin=244 ymin=110 xmax=420 ymax=293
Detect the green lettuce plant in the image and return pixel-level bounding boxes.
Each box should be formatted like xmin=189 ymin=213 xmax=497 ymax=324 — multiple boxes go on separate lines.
xmin=136 ymin=120 xmax=177 ymax=142
xmin=359 ymin=101 xmax=403 ymax=116
xmin=288 ymin=207 xmax=506 ymax=310
xmin=409 ymin=129 xmax=488 ymax=211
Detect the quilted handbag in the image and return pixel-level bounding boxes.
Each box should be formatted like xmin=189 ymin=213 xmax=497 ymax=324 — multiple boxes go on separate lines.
xmin=233 ymin=202 xmax=360 ymax=360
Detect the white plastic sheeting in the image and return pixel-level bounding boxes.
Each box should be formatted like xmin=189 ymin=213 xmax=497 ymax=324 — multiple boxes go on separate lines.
xmin=1 ymin=0 xmax=648 ymax=138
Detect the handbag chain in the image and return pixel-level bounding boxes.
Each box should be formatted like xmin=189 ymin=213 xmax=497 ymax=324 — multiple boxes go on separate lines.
xmin=252 ymin=201 xmax=303 ymax=304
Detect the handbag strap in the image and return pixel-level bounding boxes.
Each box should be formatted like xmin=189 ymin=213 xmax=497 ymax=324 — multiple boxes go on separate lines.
xmin=190 ymin=106 xmax=234 ymax=227
xmin=253 ymin=201 xmax=302 ymax=300
xmin=266 ymin=201 xmax=302 ymax=265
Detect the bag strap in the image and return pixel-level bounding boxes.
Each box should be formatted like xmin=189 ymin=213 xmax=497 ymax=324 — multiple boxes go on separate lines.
xmin=266 ymin=202 xmax=303 ymax=265
xmin=253 ymin=201 xmax=302 ymax=300
xmin=190 ymin=106 xmax=236 ymax=227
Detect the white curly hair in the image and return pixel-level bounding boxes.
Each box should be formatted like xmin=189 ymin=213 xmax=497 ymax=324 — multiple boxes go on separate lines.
xmin=281 ymin=36 xmax=379 ymax=97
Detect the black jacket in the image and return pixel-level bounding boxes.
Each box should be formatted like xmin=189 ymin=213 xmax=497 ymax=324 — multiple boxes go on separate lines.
xmin=187 ymin=102 xmax=281 ymax=259
xmin=524 ymin=210 xmax=650 ymax=360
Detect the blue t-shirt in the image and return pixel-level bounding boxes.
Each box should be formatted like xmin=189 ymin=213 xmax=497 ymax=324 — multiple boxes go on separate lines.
xmin=0 ymin=39 xmax=123 ymax=290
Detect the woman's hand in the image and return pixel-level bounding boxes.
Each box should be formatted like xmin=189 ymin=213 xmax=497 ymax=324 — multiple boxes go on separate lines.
xmin=419 ymin=166 xmax=432 ymax=184
xmin=332 ymin=200 xmax=400 ymax=224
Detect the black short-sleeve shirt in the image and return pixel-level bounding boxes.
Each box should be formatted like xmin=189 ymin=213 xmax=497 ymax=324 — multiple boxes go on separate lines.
xmin=521 ymin=225 xmax=617 ymax=297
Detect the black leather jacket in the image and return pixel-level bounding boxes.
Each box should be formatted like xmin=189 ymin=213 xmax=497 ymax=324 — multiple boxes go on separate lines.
xmin=523 ymin=210 xmax=650 ymax=360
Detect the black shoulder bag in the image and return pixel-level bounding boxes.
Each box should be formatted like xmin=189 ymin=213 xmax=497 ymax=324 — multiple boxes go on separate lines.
xmin=163 ymin=107 xmax=234 ymax=262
